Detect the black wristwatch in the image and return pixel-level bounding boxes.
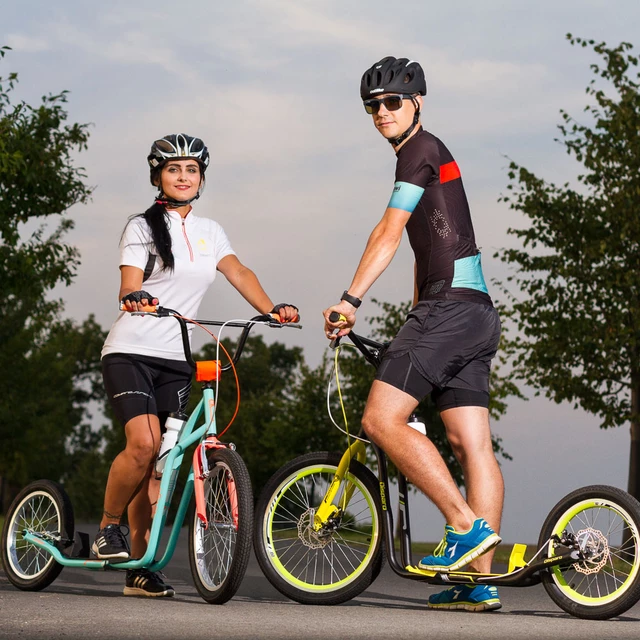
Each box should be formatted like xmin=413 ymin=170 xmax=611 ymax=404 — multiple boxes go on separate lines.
xmin=341 ymin=290 xmax=362 ymax=308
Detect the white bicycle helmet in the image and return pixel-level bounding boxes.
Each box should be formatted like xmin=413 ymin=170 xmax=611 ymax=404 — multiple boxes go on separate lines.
xmin=147 ymin=133 xmax=210 ymax=170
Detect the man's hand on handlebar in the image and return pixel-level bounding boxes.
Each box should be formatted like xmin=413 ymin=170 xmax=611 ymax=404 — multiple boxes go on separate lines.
xmin=120 ymin=290 xmax=159 ymax=313
xmin=323 ymin=302 xmax=356 ymax=339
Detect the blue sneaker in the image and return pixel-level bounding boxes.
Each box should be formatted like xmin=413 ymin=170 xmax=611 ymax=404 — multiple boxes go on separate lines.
xmin=418 ymin=518 xmax=501 ymax=572
xmin=428 ymin=584 xmax=501 ymax=612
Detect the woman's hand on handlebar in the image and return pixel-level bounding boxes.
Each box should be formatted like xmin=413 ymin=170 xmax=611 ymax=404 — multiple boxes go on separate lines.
xmin=323 ymin=303 xmax=356 ymax=339
xmin=270 ymin=303 xmax=300 ymax=323
xmin=120 ymin=290 xmax=159 ymax=313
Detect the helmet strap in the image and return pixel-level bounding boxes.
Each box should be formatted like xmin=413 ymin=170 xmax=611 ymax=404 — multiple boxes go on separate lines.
xmin=388 ymin=96 xmax=421 ymax=147
xmin=156 ymin=191 xmax=201 ymax=208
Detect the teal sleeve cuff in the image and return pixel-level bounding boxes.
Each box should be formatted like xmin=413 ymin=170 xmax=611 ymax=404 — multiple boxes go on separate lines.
xmin=387 ymin=181 xmax=425 ymax=213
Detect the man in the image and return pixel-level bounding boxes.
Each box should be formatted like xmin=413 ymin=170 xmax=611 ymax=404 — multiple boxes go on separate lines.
xmin=323 ymin=56 xmax=503 ymax=612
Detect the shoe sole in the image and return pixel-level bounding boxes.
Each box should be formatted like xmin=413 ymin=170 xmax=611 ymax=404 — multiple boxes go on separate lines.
xmin=428 ymin=599 xmax=502 ymax=612
xmin=91 ymin=543 xmax=130 ymax=561
xmin=418 ymin=533 xmax=502 ymax=573
xmin=123 ymin=586 xmax=175 ymax=598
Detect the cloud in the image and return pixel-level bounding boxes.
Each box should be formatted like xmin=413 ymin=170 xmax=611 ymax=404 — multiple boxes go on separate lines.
xmin=5 ymin=33 xmax=49 ymax=53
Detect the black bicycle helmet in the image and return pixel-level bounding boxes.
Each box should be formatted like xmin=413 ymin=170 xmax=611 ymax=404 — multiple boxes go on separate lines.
xmin=360 ymin=57 xmax=426 ymax=100
xmin=147 ymin=133 xmax=210 ymax=171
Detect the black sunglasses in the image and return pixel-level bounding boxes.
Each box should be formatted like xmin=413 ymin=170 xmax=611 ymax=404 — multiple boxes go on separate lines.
xmin=363 ymin=94 xmax=414 ymax=115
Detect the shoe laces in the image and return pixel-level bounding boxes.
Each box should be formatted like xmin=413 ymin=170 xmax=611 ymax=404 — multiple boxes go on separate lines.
xmin=103 ymin=524 xmax=130 ymax=549
xmin=432 ymin=528 xmax=451 ymax=558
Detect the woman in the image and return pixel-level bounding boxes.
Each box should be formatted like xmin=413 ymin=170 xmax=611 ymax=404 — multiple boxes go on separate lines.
xmin=94 ymin=133 xmax=298 ymax=597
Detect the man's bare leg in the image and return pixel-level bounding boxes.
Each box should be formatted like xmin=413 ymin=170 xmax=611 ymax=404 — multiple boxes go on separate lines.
xmin=362 ymin=380 xmax=477 ymax=532
xmin=441 ymin=406 xmax=504 ymax=573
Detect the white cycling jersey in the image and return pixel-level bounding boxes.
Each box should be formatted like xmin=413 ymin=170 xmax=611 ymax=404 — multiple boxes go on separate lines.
xmin=102 ymin=208 xmax=236 ymax=360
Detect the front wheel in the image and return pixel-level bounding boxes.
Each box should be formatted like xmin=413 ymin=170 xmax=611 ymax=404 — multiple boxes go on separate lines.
xmin=188 ymin=447 xmax=253 ymax=604
xmin=538 ymin=485 xmax=640 ymax=620
xmin=1 ymin=480 xmax=74 ymax=591
xmin=254 ymin=451 xmax=384 ymax=605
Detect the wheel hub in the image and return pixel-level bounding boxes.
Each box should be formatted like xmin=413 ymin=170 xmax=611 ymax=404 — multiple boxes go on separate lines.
xmin=297 ymin=509 xmax=336 ymax=549
xmin=573 ymin=527 xmax=609 ymax=574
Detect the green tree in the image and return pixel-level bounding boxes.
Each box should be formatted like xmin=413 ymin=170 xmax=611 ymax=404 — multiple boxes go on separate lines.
xmin=494 ymin=36 xmax=640 ymax=499
xmin=0 ymin=46 xmax=98 ymax=510
xmin=191 ymin=334 xmax=344 ymax=491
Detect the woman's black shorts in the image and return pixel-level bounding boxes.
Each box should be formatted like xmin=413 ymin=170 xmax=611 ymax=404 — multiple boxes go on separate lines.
xmin=374 ymin=300 xmax=501 ymax=410
xmin=102 ymin=353 xmax=193 ymax=428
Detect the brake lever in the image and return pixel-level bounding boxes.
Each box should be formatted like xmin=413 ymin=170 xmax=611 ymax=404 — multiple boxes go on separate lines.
xmin=262 ymin=313 xmax=303 ymax=329
xmin=127 ymin=305 xmax=170 ymax=317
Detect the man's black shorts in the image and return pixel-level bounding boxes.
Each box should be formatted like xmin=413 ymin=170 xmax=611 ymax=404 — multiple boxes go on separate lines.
xmin=102 ymin=353 xmax=193 ymax=428
xmin=375 ymin=300 xmax=501 ymax=409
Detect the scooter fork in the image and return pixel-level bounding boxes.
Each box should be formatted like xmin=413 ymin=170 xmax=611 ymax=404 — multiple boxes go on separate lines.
xmin=193 ymin=437 xmax=239 ymax=531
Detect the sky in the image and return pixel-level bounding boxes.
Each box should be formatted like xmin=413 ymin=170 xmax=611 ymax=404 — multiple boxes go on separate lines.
xmin=2 ymin=0 xmax=638 ymax=545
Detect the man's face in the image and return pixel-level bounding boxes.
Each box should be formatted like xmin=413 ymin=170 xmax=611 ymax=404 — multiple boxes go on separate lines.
xmin=367 ymin=94 xmax=422 ymax=141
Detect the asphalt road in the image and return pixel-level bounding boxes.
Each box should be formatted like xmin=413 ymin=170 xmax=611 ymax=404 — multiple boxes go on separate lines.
xmin=1 ymin=526 xmax=639 ymax=640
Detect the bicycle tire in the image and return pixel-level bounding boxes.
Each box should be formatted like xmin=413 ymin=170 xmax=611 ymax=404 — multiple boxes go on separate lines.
xmin=254 ymin=451 xmax=384 ymax=605
xmin=537 ymin=484 xmax=640 ymax=619
xmin=188 ymin=447 xmax=253 ymax=604
xmin=1 ymin=479 xmax=74 ymax=591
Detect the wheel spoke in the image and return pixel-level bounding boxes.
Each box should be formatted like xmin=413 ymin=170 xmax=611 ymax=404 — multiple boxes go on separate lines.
xmin=263 ymin=462 xmax=379 ymax=588
xmin=545 ymin=492 xmax=640 ymax=615
xmin=3 ymin=486 xmax=66 ymax=585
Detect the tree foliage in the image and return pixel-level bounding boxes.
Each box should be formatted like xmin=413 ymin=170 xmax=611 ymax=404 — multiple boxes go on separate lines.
xmin=0 ymin=46 xmax=100 ymax=510
xmin=191 ymin=334 xmax=344 ymax=492
xmin=494 ymin=36 xmax=640 ymax=496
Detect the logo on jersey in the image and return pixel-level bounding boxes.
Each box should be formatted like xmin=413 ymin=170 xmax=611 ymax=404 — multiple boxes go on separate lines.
xmin=428 ymin=280 xmax=445 ymax=295
xmin=430 ymin=209 xmax=451 ymax=239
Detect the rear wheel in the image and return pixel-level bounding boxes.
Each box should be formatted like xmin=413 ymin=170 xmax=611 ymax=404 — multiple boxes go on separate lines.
xmin=538 ymin=485 xmax=640 ymax=619
xmin=1 ymin=480 xmax=74 ymax=591
xmin=254 ymin=451 xmax=384 ymax=605
xmin=188 ymin=447 xmax=253 ymax=604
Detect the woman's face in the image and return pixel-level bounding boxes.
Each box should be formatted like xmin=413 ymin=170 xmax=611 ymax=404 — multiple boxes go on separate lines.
xmin=159 ymin=159 xmax=202 ymax=203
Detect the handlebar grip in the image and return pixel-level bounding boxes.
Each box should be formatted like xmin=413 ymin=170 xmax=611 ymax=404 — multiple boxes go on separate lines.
xmin=329 ymin=312 xmax=346 ymax=323
xmin=119 ymin=302 xmax=158 ymax=313
xmin=268 ymin=312 xmax=300 ymax=323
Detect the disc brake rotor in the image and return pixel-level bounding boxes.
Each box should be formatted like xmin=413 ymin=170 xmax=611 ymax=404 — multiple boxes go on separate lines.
xmin=297 ymin=508 xmax=335 ymax=549
xmin=573 ymin=527 xmax=609 ymax=574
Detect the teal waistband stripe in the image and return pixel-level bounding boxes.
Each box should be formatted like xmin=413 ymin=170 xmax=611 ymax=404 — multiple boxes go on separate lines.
xmin=451 ymin=253 xmax=489 ymax=293
xmin=388 ymin=181 xmax=425 ymax=213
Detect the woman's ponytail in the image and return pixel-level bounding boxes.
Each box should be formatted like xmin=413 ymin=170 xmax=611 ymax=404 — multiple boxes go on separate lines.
xmin=141 ymin=201 xmax=174 ymax=271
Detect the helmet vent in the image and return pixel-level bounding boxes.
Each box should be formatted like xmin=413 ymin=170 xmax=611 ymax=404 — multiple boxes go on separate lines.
xmin=360 ymin=56 xmax=426 ymax=100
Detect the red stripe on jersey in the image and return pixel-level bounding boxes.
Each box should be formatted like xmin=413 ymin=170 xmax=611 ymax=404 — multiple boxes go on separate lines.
xmin=440 ymin=161 xmax=461 ymax=184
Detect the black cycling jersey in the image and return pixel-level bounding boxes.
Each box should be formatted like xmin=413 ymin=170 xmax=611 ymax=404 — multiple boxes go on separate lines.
xmin=388 ymin=127 xmax=492 ymax=306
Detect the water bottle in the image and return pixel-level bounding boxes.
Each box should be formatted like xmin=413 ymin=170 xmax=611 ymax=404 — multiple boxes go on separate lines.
xmin=155 ymin=412 xmax=187 ymax=476
xmin=407 ymin=413 xmax=427 ymax=436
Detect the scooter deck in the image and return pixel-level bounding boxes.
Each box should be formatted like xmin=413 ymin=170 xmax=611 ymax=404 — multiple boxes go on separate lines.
xmin=405 ymin=543 xmax=529 ymax=580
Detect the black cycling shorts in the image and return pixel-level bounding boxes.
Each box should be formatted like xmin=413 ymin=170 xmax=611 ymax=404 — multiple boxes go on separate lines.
xmin=102 ymin=353 xmax=193 ymax=428
xmin=375 ymin=299 xmax=501 ymax=409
